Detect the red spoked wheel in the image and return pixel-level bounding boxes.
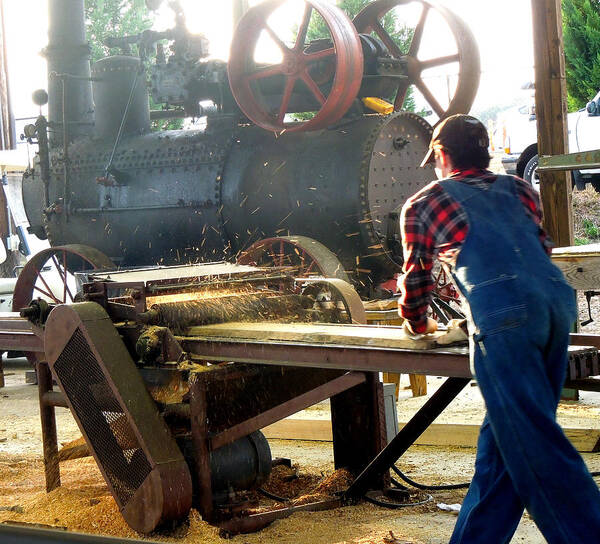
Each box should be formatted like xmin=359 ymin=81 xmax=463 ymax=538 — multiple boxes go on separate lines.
xmin=237 ymin=235 xmax=350 ymax=283
xmin=301 ymin=278 xmax=367 ymax=325
xmin=429 ymin=261 xmax=463 ymax=323
xmin=353 ymin=0 xmax=480 ymax=118
xmin=228 ymin=0 xmax=364 ymax=132
xmin=12 ymin=244 xmax=115 ymax=313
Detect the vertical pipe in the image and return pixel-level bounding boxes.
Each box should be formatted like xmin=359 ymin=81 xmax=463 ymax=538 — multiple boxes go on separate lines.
xmin=45 ymin=0 xmax=94 ymax=147
xmin=0 ymin=0 xmax=14 ymax=150
xmin=232 ymin=0 xmax=249 ymax=30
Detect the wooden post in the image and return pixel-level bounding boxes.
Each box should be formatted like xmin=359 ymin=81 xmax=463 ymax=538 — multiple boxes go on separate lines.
xmin=531 ymin=0 xmax=573 ymax=247
xmin=531 ymin=1 xmax=578 ymax=400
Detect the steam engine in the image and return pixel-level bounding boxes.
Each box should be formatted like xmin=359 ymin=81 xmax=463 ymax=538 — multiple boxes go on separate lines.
xmin=21 ymin=0 xmax=480 ymax=292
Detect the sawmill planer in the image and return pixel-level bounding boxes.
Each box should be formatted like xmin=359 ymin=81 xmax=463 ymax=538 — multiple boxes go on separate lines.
xmin=19 ymin=258 xmax=387 ymax=533
xmin=8 ymin=251 xmax=600 ymax=535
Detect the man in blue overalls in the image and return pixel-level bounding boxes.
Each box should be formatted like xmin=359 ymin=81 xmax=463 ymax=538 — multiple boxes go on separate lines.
xmin=398 ymin=114 xmax=600 ymax=542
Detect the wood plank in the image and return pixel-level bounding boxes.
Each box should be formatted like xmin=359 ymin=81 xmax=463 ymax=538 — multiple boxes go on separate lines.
xmin=263 ymin=419 xmax=600 ymax=452
xmin=553 ymin=243 xmax=600 ymax=257
xmin=408 ymin=374 xmax=427 ymax=397
xmin=551 ymin=256 xmax=600 ymax=290
xmin=531 ymin=0 xmax=573 ymax=247
xmin=185 ymin=321 xmax=442 ymax=350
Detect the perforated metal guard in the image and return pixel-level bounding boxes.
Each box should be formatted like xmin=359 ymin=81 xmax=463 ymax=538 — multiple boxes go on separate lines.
xmin=45 ymin=302 xmax=192 ymax=534
xmin=53 ymin=328 xmax=152 ymax=506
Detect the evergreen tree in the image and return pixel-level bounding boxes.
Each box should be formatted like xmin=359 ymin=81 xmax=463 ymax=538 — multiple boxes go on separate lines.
xmin=562 ymin=0 xmax=600 ymax=111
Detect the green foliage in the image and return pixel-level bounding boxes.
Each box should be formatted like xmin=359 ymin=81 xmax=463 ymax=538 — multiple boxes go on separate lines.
xmin=304 ymin=0 xmax=418 ymax=112
xmin=562 ymin=0 xmax=600 ymax=111
xmin=85 ymin=1 xmax=184 ymax=130
xmin=84 ymin=0 xmax=153 ymax=63
xmin=582 ymin=217 xmax=600 ymax=239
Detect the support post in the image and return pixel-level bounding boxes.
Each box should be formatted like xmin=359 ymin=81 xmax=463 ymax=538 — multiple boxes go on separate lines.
xmin=37 ymin=361 xmax=60 ymax=491
xmin=531 ymin=0 xmax=573 ymax=247
xmin=189 ymin=373 xmax=214 ymax=522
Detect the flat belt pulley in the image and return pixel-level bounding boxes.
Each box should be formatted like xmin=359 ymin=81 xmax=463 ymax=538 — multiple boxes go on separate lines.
xmin=353 ymin=0 xmax=480 ymax=118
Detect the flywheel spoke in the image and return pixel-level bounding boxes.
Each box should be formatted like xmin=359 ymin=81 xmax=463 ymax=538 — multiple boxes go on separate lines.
xmin=408 ymin=4 xmax=430 ymax=57
xmin=295 ymin=4 xmax=313 ymax=51
xmin=246 ymin=63 xmax=284 ymax=82
xmin=415 ymin=77 xmax=445 ymax=117
xmin=264 ymin=24 xmax=291 ymax=54
xmin=305 ymin=47 xmax=336 ymax=62
xmin=420 ymin=53 xmax=460 ymax=71
xmin=301 ymin=70 xmax=326 ymax=105
xmin=33 ymin=284 xmax=60 ymax=304
xmin=33 ymin=265 xmax=59 ymax=304
xmin=394 ymin=79 xmax=411 ymax=110
xmin=372 ymin=20 xmax=403 ymax=59
xmin=278 ymin=76 xmax=298 ymax=123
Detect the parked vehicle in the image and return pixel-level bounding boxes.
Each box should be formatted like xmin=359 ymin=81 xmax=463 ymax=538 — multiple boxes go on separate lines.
xmin=500 ymin=89 xmax=600 ymax=191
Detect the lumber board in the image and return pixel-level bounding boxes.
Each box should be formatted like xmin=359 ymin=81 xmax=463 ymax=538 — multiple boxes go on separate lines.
xmin=551 ymin=256 xmax=600 ymax=291
xmin=553 ymin=243 xmax=600 ymax=257
xmin=262 ymin=419 xmax=600 ymax=453
xmin=185 ymin=321 xmax=442 ymax=350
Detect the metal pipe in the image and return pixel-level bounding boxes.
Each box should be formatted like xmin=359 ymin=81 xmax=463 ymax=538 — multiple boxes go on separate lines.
xmin=45 ymin=0 xmax=94 ymax=147
xmin=0 ymin=524 xmax=161 ymax=543
xmin=232 ymin=0 xmax=249 ymax=29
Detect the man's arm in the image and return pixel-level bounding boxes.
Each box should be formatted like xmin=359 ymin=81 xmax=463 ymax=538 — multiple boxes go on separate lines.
xmin=515 ymin=177 xmax=553 ymax=255
xmin=397 ymin=197 xmax=436 ymax=334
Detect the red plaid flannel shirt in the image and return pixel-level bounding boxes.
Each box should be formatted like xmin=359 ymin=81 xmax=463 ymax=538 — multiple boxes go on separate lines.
xmin=398 ymin=168 xmax=551 ymax=333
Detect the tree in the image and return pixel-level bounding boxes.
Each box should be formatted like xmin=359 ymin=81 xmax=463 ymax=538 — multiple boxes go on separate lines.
xmin=84 ymin=1 xmax=183 ymax=129
xmin=305 ymin=0 xmax=419 ymax=111
xmin=562 ymin=0 xmax=600 ymax=111
xmin=84 ymin=0 xmax=153 ymax=63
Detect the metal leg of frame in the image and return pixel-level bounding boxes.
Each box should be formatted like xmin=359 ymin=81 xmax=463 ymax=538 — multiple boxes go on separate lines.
xmin=344 ymin=377 xmax=471 ymax=500
xmin=37 ymin=361 xmax=61 ymax=492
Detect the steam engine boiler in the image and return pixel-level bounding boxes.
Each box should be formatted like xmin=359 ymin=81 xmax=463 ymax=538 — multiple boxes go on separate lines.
xmin=20 ymin=0 xmax=480 ymax=293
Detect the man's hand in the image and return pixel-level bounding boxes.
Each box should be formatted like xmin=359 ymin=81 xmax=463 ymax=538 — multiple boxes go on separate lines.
xmin=436 ymin=318 xmax=468 ymax=345
xmin=403 ymin=317 xmax=438 ymax=338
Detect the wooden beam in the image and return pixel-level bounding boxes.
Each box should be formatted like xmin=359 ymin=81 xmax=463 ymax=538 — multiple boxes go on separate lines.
xmin=263 ymin=419 xmax=600 ymax=453
xmin=531 ymin=0 xmax=573 ymax=246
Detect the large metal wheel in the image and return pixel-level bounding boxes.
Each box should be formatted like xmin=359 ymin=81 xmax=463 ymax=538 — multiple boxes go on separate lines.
xmin=228 ymin=0 xmax=364 ymax=132
xmin=301 ymin=278 xmax=367 ymax=325
xmin=237 ymin=235 xmax=350 ymax=282
xmin=12 ymin=244 xmax=115 ymax=313
xmin=353 ymin=0 xmax=480 ymax=118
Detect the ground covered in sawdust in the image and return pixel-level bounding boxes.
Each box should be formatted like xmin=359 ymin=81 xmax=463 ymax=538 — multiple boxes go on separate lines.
xmin=1 ymin=157 xmax=600 ymax=542
xmin=2 ymin=358 xmax=599 ymax=544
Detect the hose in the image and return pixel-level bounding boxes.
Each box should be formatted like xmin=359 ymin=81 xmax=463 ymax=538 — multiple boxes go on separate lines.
xmin=392 ymin=465 xmax=470 ymax=491
xmin=258 ymin=487 xmax=290 ymax=503
xmin=364 ymin=490 xmax=433 ymax=509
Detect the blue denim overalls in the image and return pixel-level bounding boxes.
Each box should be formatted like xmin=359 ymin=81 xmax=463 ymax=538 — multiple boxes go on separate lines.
xmin=440 ymin=175 xmax=600 ymax=543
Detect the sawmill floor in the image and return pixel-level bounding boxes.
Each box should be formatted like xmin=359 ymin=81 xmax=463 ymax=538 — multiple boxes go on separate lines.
xmin=1 ymin=358 xmax=600 ymax=543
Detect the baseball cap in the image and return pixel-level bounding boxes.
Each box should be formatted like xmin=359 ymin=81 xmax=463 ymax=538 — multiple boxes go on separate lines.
xmin=420 ymin=114 xmax=489 ymax=168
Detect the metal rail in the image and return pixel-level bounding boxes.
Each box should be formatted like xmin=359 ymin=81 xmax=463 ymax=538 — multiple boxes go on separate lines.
xmin=0 ymin=524 xmax=159 ymax=544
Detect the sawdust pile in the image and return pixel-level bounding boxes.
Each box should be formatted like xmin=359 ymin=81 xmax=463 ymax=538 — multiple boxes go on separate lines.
xmin=0 ymin=456 xmax=354 ymax=542
xmin=252 ymin=465 xmax=353 ymax=512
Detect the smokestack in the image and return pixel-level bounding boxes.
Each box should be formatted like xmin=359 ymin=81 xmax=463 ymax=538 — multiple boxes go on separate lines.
xmin=44 ymin=0 xmax=94 ymax=147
